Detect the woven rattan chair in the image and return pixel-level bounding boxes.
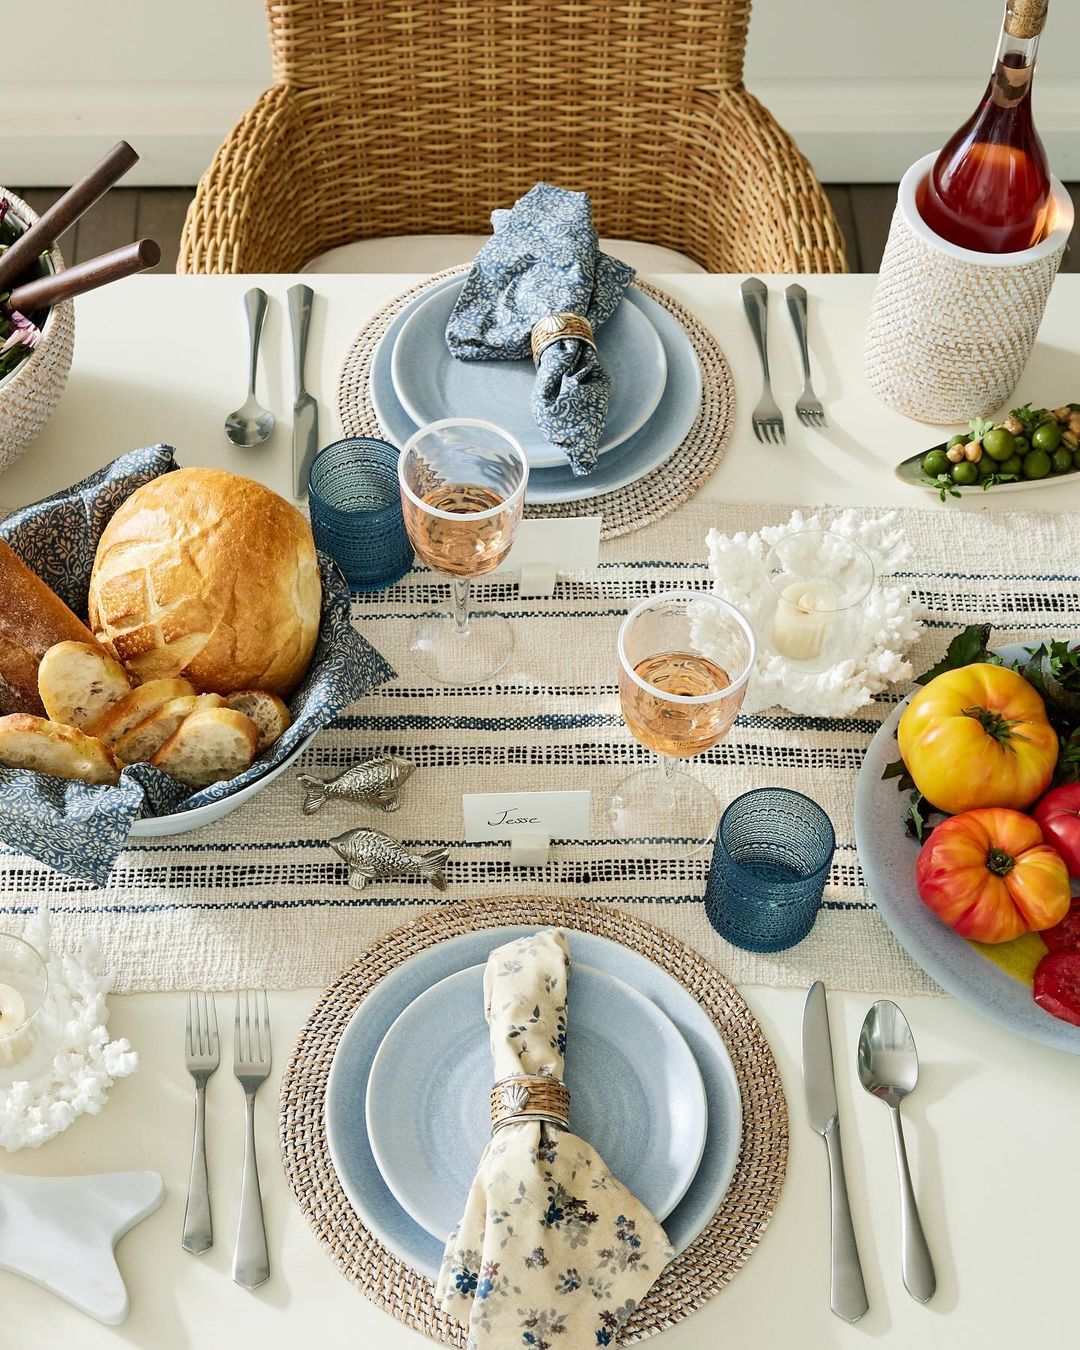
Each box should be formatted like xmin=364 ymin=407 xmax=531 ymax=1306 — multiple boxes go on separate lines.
xmin=180 ymin=0 xmax=846 ymax=275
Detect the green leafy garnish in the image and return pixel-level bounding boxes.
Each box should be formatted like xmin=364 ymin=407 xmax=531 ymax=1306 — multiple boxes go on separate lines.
xmin=916 ymin=624 xmax=995 ymax=685
xmin=1009 ymin=402 xmax=1039 ymax=433
xmin=980 ymin=472 xmax=1019 ymax=490
xmin=968 ymin=416 xmax=994 ymax=440
xmin=904 ymin=791 xmax=934 ymax=842
xmin=921 ymin=472 xmax=961 ymax=501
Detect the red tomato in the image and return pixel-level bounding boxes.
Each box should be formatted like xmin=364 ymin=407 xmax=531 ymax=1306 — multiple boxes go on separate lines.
xmin=915 ymin=807 xmax=1071 ymax=944
xmin=1033 ymin=783 xmax=1080 ymax=878
xmin=1040 ymin=899 xmax=1080 ymax=954
xmin=1033 ymin=951 xmax=1080 ymax=1027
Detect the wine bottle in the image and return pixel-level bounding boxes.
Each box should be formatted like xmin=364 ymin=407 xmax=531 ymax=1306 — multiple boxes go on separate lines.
xmin=921 ymin=0 xmax=1051 ymax=253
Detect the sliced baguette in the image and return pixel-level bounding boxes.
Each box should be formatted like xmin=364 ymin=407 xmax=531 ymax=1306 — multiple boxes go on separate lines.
xmin=0 ymin=713 xmax=120 ymax=785
xmin=224 ymin=690 xmax=291 ymax=753
xmin=85 ymin=678 xmax=196 ymax=748
xmin=150 ymin=707 xmax=258 ymax=788
xmin=37 ymin=640 xmax=131 ymax=729
xmin=113 ymin=692 xmax=227 ymax=765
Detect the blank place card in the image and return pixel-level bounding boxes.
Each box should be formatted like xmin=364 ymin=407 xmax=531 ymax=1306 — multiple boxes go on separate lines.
xmin=495 ymin=517 xmax=602 ymax=596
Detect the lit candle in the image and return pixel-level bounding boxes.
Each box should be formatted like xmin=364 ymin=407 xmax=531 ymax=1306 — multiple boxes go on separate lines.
xmin=771 ymin=579 xmax=839 ymax=661
xmin=0 ymin=981 xmax=32 ymax=1067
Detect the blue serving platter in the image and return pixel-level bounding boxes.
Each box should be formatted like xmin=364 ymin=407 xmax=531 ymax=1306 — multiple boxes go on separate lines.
xmin=325 ymin=926 xmax=743 ymax=1278
xmin=391 ymin=282 xmax=667 ymax=469
xmin=368 ymin=276 xmax=703 ymax=505
xmin=365 ymin=961 xmax=707 ymax=1242
xmin=854 ymin=642 xmax=1080 ymax=1055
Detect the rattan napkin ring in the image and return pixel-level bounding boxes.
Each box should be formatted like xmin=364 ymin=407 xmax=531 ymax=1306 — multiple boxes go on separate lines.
xmin=490 ymin=1074 xmax=571 ymax=1133
xmin=530 ymin=313 xmax=596 ymax=364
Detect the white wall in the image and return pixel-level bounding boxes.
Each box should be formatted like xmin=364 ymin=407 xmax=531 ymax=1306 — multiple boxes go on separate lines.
xmin=3 ymin=0 xmax=1078 ymax=185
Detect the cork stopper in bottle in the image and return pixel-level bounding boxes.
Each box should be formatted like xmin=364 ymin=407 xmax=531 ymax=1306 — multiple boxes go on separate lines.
xmin=1005 ymin=0 xmax=1048 ymax=40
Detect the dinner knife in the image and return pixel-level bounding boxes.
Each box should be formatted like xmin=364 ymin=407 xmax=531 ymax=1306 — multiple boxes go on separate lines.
xmin=803 ymin=980 xmax=869 ymax=1323
xmin=288 ymin=284 xmax=318 ymax=499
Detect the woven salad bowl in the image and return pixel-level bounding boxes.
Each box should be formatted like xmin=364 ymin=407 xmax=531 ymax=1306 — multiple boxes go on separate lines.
xmin=0 ymin=189 xmax=75 ymax=473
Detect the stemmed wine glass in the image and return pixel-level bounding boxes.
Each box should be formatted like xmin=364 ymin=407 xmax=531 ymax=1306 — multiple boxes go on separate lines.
xmin=611 ymin=591 xmax=756 ymax=857
xmin=398 ymin=418 xmax=529 ymax=685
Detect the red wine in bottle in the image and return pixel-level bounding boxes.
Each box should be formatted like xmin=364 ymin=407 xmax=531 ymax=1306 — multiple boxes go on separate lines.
xmin=920 ymin=0 xmax=1051 ymax=253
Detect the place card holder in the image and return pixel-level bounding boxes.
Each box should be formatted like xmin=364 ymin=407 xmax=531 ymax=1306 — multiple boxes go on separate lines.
xmin=508 ymin=831 xmax=551 ymax=867
xmin=495 ymin=516 xmax=602 ymax=599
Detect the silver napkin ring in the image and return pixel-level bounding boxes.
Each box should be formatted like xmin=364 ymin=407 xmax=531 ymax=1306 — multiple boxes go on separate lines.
xmin=490 ymin=1074 xmax=571 ymax=1133
xmin=530 ymin=312 xmax=596 ymax=364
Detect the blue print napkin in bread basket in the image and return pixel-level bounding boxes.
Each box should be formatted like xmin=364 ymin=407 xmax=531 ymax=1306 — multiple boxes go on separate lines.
xmin=445 ymin=183 xmax=635 ymax=476
xmin=0 ymin=445 xmax=395 ymax=884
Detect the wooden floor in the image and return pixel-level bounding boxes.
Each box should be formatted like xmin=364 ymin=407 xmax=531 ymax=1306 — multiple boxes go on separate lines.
xmin=11 ymin=185 xmax=1080 ymax=273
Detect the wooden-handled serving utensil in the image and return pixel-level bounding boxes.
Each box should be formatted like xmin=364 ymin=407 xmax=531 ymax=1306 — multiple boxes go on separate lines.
xmin=8 ymin=240 xmax=161 ymax=312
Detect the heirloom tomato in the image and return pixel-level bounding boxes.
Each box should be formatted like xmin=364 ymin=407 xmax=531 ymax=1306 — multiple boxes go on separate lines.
xmin=897 ymin=663 xmax=1057 ymax=814
xmin=915 ymin=808 xmax=1070 ymax=944
xmin=1033 ymin=952 xmax=1080 ymax=1027
xmin=1032 ymin=783 xmax=1080 ymax=878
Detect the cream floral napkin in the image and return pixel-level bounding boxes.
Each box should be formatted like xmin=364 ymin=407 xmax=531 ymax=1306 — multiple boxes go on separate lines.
xmin=436 ymin=929 xmax=674 ymax=1348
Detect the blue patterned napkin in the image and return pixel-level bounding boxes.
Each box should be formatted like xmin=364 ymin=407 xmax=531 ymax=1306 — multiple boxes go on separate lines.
xmin=445 ymin=183 xmax=635 ymax=476
xmin=0 ymin=446 xmax=395 ymax=884
xmin=437 ymin=929 xmax=673 ymax=1347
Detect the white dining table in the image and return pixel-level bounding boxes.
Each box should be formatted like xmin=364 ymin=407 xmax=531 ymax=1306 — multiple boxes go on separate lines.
xmin=4 ymin=271 xmax=1080 ymax=1349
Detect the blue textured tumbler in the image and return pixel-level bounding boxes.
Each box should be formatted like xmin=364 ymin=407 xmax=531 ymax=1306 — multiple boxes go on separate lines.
xmin=308 ymin=437 xmax=414 ymax=591
xmin=704 ymin=788 xmax=835 ymax=953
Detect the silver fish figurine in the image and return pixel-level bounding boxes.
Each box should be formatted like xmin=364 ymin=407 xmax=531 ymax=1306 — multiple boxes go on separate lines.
xmin=329 ymin=827 xmax=449 ymax=892
xmin=297 ymin=755 xmax=416 ymax=815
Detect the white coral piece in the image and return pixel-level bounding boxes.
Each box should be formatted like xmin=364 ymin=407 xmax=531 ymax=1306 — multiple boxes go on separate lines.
xmin=0 ymin=907 xmax=138 ymax=1151
xmin=697 ymin=509 xmax=923 ymax=717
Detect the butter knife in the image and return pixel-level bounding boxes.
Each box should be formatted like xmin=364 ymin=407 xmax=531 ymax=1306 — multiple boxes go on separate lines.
xmin=288 ymin=284 xmax=318 ymax=499
xmin=803 ymin=980 xmax=869 ymax=1323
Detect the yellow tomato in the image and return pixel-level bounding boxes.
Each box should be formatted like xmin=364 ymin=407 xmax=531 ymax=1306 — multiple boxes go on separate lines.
xmin=898 ymin=663 xmax=1057 ymax=814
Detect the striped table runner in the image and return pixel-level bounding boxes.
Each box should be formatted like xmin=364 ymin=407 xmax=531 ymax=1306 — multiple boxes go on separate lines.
xmin=0 ymin=499 xmax=1071 ymax=993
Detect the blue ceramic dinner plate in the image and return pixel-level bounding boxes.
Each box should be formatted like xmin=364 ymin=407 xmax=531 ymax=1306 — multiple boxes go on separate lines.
xmin=854 ymin=642 xmax=1080 ymax=1055
xmin=367 ymin=276 xmax=703 ymax=505
xmin=365 ymin=962 xmax=707 ymax=1242
xmin=325 ymin=926 xmax=743 ymax=1279
xmin=390 ymin=282 xmax=668 ymax=469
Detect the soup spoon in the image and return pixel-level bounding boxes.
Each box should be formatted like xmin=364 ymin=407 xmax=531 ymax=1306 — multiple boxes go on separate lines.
xmin=225 ymin=288 xmax=275 ymax=447
xmin=857 ymin=1000 xmax=937 ymax=1303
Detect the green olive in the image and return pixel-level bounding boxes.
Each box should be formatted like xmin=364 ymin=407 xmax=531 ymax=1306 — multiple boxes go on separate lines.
xmin=1032 ymin=421 xmax=1062 ymax=453
xmin=977 ymin=455 xmax=997 ymax=478
xmin=922 ymin=448 xmax=950 ymax=477
xmin=947 ymin=433 xmax=968 ymax=448
xmin=981 ymin=427 xmax=1016 ymax=461
xmin=1013 ymin=435 xmax=1030 ymax=455
xmin=999 ymin=454 xmax=1024 ymax=476
xmin=1024 ymin=449 xmax=1052 ymax=479
xmin=1052 ymin=447 xmax=1074 ymax=474
xmin=951 ymin=461 xmax=979 ymax=486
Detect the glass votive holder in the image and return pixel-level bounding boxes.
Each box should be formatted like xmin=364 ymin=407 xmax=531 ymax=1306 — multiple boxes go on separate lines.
xmin=761 ymin=530 xmax=875 ymax=673
xmin=0 ymin=933 xmax=49 ymax=1079
xmin=309 ymin=437 xmax=414 ymax=591
xmin=704 ymin=788 xmax=836 ymax=953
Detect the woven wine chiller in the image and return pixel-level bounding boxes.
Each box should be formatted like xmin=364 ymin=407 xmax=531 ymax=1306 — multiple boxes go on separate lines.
xmin=0 ymin=190 xmax=75 ymax=473
xmin=863 ymin=152 xmax=1073 ymax=425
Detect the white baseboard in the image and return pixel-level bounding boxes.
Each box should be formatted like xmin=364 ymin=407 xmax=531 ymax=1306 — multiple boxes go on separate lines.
xmin=4 ymin=77 xmax=1079 ymax=186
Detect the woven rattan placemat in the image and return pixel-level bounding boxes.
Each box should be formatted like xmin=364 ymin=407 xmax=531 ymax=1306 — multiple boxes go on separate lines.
xmin=279 ymin=897 xmax=788 ymax=1344
xmin=337 ymin=270 xmax=735 ymax=539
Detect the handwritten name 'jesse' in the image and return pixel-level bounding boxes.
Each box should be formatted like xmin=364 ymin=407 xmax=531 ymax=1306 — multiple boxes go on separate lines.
xmin=487 ymin=808 xmax=540 ymax=827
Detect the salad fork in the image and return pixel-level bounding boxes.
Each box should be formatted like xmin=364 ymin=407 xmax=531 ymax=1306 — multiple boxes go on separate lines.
xmin=232 ymin=990 xmax=272 ymax=1290
xmin=182 ymin=992 xmax=219 ymax=1255
xmin=740 ymin=278 xmax=785 ymax=444
xmin=785 ymin=283 xmax=827 ymax=428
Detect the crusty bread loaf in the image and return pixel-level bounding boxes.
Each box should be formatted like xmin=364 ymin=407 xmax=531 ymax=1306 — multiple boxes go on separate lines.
xmin=0 ymin=539 xmax=109 ymax=718
xmin=150 ymin=706 xmax=258 ymax=788
xmin=37 ymin=640 xmax=131 ymax=728
xmin=0 ymin=713 xmax=120 ymax=785
xmin=87 ymin=468 xmax=321 ymax=697
xmin=224 ymin=690 xmax=291 ymax=752
xmin=113 ymin=692 xmax=226 ymax=764
xmin=85 ymin=678 xmax=196 ymax=748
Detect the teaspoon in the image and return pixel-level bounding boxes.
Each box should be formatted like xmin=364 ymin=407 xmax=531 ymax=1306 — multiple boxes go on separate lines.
xmin=225 ymin=288 xmax=275 ymax=447
xmin=857 ymin=1000 xmax=936 ymax=1303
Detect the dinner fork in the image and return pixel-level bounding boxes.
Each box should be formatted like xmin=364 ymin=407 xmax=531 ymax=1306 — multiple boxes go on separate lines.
xmin=232 ymin=990 xmax=272 ymax=1290
xmin=785 ymin=283 xmax=827 ymax=428
xmin=740 ymin=277 xmax=785 ymax=444
xmin=182 ymin=992 xmax=219 ymax=1255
